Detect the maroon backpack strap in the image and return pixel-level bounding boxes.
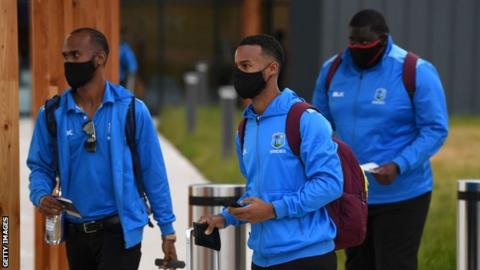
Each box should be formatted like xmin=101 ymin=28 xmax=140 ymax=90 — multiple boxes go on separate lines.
xmin=238 ymin=119 xmax=247 ymax=152
xmin=325 ymin=53 xmax=343 ymax=93
xmin=286 ymin=102 xmax=318 ymax=157
xmin=402 ymin=52 xmax=419 ymax=104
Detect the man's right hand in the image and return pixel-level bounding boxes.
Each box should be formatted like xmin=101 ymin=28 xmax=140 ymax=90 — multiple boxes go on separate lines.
xmin=38 ymin=195 xmax=64 ymax=216
xmin=197 ymin=214 xmax=226 ymax=235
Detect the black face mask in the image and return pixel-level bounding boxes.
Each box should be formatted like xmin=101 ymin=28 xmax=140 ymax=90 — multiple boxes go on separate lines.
xmin=232 ymin=64 xmax=270 ymax=99
xmin=64 ymin=58 xmax=97 ymax=89
xmin=348 ymin=39 xmax=386 ymax=69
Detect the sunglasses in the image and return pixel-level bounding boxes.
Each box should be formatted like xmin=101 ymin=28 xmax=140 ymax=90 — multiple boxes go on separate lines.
xmin=82 ymin=120 xmax=96 ymax=152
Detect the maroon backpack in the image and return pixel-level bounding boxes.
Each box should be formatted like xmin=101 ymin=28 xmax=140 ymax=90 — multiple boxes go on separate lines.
xmin=238 ymin=102 xmax=368 ymax=250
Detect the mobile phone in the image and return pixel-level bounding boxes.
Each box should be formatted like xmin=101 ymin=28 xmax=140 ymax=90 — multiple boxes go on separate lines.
xmin=223 ymin=199 xmax=243 ymax=208
xmin=55 ymin=196 xmax=82 ymax=218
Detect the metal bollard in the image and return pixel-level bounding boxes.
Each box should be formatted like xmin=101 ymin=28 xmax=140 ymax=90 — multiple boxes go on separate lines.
xmin=457 ymin=179 xmax=480 ymax=270
xmin=187 ymin=184 xmax=247 ymax=270
xmin=184 ymin=72 xmax=200 ymax=134
xmin=218 ymin=86 xmax=237 ymax=158
xmin=196 ymin=61 xmax=209 ymax=105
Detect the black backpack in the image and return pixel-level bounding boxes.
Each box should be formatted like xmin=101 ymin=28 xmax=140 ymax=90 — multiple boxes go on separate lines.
xmin=44 ymin=95 xmax=153 ymax=227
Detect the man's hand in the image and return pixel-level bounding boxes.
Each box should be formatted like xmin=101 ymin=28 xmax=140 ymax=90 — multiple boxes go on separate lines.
xmin=161 ymin=239 xmax=178 ymax=270
xmin=38 ymin=195 xmax=64 ymax=216
xmin=371 ymin=162 xmax=399 ymax=185
xmin=228 ymin=197 xmax=276 ymax=224
xmin=198 ymin=214 xmax=225 ymax=235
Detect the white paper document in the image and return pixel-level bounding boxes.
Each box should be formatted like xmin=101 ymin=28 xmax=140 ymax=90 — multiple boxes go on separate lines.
xmin=360 ymin=162 xmax=380 ymax=173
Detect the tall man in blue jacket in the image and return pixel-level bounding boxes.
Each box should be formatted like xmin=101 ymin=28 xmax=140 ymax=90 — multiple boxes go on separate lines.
xmin=199 ymin=34 xmax=344 ymax=270
xmin=312 ymin=10 xmax=448 ymax=270
xmin=28 ymin=28 xmax=178 ymax=270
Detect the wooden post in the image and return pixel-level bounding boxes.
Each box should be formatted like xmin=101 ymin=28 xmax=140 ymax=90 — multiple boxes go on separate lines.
xmin=240 ymin=0 xmax=262 ymax=106
xmin=30 ymin=1 xmax=119 ymax=269
xmin=0 ymin=1 xmax=20 ymax=270
xmin=242 ymin=0 xmax=262 ymax=37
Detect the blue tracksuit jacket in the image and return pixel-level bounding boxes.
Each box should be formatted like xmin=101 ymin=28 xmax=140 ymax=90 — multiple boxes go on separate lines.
xmin=312 ymin=36 xmax=449 ymax=204
xmin=28 ymin=81 xmax=175 ymax=248
xmin=222 ymin=89 xmax=343 ymax=267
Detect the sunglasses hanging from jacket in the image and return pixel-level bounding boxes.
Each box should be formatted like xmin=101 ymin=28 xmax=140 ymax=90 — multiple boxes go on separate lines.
xmin=82 ymin=120 xmax=96 ymax=152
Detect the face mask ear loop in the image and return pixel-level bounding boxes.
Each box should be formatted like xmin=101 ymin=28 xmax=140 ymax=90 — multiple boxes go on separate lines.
xmin=92 ymin=54 xmax=100 ymax=70
xmin=261 ymin=62 xmax=275 ymax=84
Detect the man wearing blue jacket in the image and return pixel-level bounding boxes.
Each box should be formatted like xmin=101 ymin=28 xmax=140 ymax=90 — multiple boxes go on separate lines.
xmin=312 ymin=10 xmax=448 ymax=270
xmin=199 ymin=34 xmax=344 ymax=270
xmin=28 ymin=28 xmax=178 ymax=270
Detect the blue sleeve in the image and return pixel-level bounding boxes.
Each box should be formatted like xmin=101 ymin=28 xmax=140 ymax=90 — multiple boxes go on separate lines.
xmin=220 ymin=134 xmax=249 ymax=227
xmin=27 ymin=108 xmax=56 ymax=207
xmin=312 ymin=57 xmax=336 ymax=126
xmin=392 ymin=61 xmax=449 ymax=174
xmin=135 ymin=100 xmax=176 ymax=235
xmin=272 ymin=111 xmax=343 ymax=219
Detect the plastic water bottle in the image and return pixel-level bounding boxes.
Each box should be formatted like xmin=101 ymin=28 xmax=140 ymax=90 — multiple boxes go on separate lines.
xmin=45 ymin=211 xmax=64 ymax=245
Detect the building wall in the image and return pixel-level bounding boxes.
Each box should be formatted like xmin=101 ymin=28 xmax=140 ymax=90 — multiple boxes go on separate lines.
xmin=289 ymin=0 xmax=480 ymax=115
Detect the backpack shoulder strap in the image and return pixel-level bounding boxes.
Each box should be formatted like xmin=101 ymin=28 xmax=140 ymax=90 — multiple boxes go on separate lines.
xmin=402 ymin=52 xmax=419 ymax=104
xmin=286 ymin=102 xmax=318 ymax=157
xmin=325 ymin=53 xmax=343 ymax=93
xmin=126 ymin=96 xmax=142 ymax=192
xmin=44 ymin=95 xmax=61 ymax=173
xmin=45 ymin=95 xmax=61 ymax=138
xmin=125 ymin=96 xmax=137 ymax=148
xmin=125 ymin=97 xmax=153 ymax=227
xmin=237 ymin=118 xmax=247 ymax=153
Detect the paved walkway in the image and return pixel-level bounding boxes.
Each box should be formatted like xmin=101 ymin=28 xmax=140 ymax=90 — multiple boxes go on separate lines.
xmin=19 ymin=118 xmax=208 ymax=270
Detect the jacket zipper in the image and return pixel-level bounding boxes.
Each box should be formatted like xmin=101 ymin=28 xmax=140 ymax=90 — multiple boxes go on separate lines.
xmin=255 ymin=116 xmax=265 ymax=259
xmin=352 ymin=72 xmax=364 ymax=149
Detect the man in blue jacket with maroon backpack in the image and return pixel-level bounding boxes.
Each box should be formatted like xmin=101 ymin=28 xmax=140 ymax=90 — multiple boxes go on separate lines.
xmin=312 ymin=9 xmax=448 ymax=270
xmin=199 ymin=34 xmax=344 ymax=269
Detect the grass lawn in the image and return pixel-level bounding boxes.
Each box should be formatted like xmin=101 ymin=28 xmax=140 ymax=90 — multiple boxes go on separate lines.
xmin=159 ymin=105 xmax=480 ymax=270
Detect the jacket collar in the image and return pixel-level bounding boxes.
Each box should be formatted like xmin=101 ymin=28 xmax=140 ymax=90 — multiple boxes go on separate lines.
xmin=243 ymin=88 xmax=303 ymax=119
xmin=66 ymin=81 xmax=117 ymax=112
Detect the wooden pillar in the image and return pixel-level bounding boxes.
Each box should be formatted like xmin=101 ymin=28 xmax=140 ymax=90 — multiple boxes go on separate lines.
xmin=241 ymin=0 xmax=262 ymax=106
xmin=0 ymin=1 xmax=20 ymax=270
xmin=242 ymin=0 xmax=262 ymax=37
xmin=30 ymin=1 xmax=119 ymax=269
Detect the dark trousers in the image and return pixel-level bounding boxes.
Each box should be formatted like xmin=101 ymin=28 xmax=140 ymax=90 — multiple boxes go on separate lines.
xmin=252 ymin=252 xmax=337 ymax=270
xmin=346 ymin=192 xmax=431 ymax=270
xmin=65 ymin=222 xmax=142 ymax=270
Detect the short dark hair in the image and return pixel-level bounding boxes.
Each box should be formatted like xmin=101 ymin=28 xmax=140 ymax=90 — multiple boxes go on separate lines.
xmin=349 ymin=9 xmax=389 ymax=34
xmin=238 ymin=34 xmax=284 ymax=70
xmin=71 ymin=27 xmax=110 ymax=58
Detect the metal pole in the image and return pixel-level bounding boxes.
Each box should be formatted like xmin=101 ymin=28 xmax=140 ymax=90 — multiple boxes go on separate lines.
xmin=186 ymin=228 xmax=194 ymax=270
xmin=218 ymin=86 xmax=237 ymax=158
xmin=188 ymin=184 xmax=246 ymax=270
xmin=184 ymin=72 xmax=200 ymax=134
xmin=195 ymin=61 xmax=209 ymax=105
xmin=457 ymin=179 xmax=480 ymax=270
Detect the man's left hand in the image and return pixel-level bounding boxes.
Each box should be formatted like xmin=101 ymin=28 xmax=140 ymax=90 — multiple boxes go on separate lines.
xmin=371 ymin=162 xmax=399 ymax=185
xmin=228 ymin=197 xmax=276 ymax=224
xmin=161 ymin=239 xmax=178 ymax=270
